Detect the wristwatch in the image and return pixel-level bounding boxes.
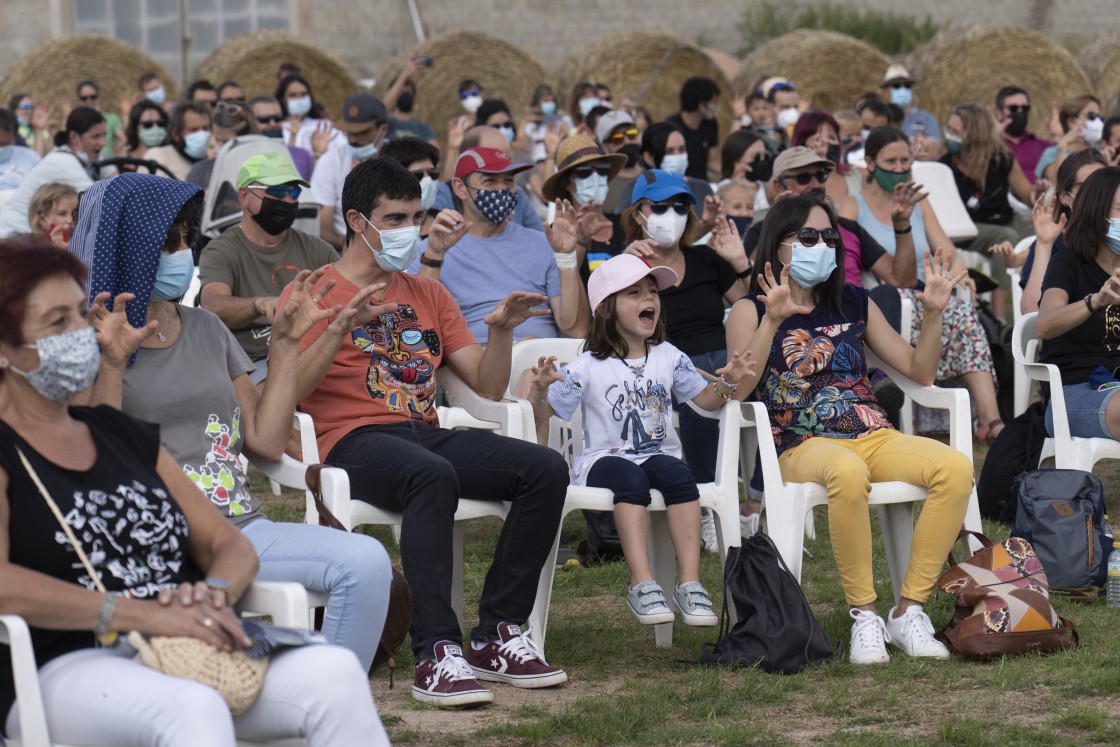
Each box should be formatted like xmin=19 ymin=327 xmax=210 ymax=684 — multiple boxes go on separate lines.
xmin=205 ymin=577 xmax=233 ymax=606
xmin=419 ymin=254 xmax=443 ymax=268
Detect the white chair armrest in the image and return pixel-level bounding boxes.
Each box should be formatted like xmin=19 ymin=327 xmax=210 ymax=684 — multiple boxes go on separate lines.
xmin=236 ymin=581 xmax=311 ymax=628
xmin=867 ymin=349 xmax=972 ymax=458
xmin=245 ymin=449 xmax=354 ymax=530
xmin=440 ymin=368 xmax=534 ymax=441
xmin=0 ymin=614 xmax=50 ymax=747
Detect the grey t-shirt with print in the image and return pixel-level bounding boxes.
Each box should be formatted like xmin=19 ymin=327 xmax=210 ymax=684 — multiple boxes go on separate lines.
xmin=121 ymin=305 xmax=261 ymax=527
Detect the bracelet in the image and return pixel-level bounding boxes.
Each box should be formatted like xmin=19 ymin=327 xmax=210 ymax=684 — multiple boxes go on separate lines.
xmin=1084 ymin=293 xmax=1097 ymax=314
xmin=554 ymin=251 xmax=579 ymax=269
xmin=735 ymin=265 xmax=752 ymax=280
xmin=419 ymin=254 xmax=443 ymax=268
xmin=718 ymin=374 xmax=739 ymax=391
xmin=893 ymin=224 xmax=912 ymax=235
xmin=96 ymin=591 xmax=122 ymax=645
xmin=712 ymin=380 xmax=734 ymax=400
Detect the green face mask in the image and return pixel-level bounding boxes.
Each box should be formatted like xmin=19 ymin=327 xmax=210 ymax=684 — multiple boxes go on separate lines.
xmin=872 ymin=165 xmax=911 ymax=193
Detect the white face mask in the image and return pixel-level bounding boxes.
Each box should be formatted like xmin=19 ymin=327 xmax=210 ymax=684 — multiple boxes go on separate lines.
xmin=640 ymin=210 xmax=688 ymax=248
xmin=461 ymin=95 xmax=483 ymax=115
xmin=573 ymin=172 xmax=609 ymax=206
xmin=579 ymin=97 xmax=601 ymax=118
xmin=1082 ymin=115 xmax=1104 ymax=145
xmin=660 ymin=153 xmax=689 ymax=176
xmin=776 ymin=107 xmax=800 ymax=130
xmin=419 ymin=175 xmax=438 ymax=212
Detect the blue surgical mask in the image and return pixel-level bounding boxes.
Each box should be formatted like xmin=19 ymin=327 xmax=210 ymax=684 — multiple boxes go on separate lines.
xmin=146 ymin=87 xmax=166 ymax=105
xmin=360 ymin=215 xmax=421 ymax=272
xmin=287 ymin=96 xmax=312 ymax=117
xmin=419 ymin=175 xmax=438 ymax=212
xmin=151 ymin=249 xmax=195 ymax=301
xmin=16 ymin=116 xmax=30 ymax=127
xmin=889 ymin=86 xmax=913 ymax=108
xmin=579 ymin=97 xmax=600 ymax=117
xmin=0 ymin=145 xmax=13 ymax=165
xmin=540 ymin=101 xmax=557 ymax=117
xmin=498 ymin=123 xmax=516 ymax=143
xmin=660 ymin=153 xmax=689 ymax=176
xmin=1106 ymin=218 xmax=1120 ymax=255
xmin=573 ymin=172 xmax=608 ymax=206
xmin=183 ymin=129 xmax=210 ymax=160
xmin=784 ymin=241 xmax=837 ymax=288
xmin=349 ymin=140 xmax=378 ymax=161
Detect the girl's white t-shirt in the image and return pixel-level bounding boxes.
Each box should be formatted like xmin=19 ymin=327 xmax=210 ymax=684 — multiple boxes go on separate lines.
xmin=547 ymin=342 xmax=708 ymax=485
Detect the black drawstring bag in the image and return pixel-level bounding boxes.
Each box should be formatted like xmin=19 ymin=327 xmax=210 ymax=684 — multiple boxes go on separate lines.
xmin=700 ymin=533 xmax=838 ymax=673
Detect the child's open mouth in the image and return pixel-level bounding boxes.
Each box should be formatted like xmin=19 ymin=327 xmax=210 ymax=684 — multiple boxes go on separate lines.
xmin=639 ymin=306 xmax=657 ymax=326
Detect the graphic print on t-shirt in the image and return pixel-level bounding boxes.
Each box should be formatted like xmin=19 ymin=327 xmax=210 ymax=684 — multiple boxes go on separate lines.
xmin=606 ymin=368 xmax=671 ymax=455
xmin=1105 ymin=305 xmax=1120 ymax=353
xmin=351 ymin=304 xmax=440 ymax=418
xmin=181 ymin=408 xmax=253 ymax=517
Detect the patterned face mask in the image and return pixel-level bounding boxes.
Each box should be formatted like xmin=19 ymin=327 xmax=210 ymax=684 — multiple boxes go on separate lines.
xmin=7 ymin=327 xmax=101 ymax=402
xmin=468 ymin=185 xmax=517 ymax=225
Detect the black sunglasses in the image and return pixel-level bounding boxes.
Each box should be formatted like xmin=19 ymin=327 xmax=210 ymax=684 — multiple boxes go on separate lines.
xmin=410 ymin=167 xmax=440 ymax=181
xmin=140 ymin=120 xmax=168 ymax=129
xmin=79 ymin=94 xmax=99 ymax=102
xmin=889 ymin=82 xmax=912 ymax=90
xmin=786 ymin=227 xmax=841 ymax=248
xmin=256 ymin=114 xmax=283 ymax=125
xmin=648 ymin=200 xmax=691 ymax=216
xmin=571 ymin=163 xmax=612 ymax=180
xmin=1004 ymin=104 xmax=1031 ymax=115
xmin=781 ymin=169 xmax=831 ymax=186
xmin=248 ymin=184 xmax=302 ymax=200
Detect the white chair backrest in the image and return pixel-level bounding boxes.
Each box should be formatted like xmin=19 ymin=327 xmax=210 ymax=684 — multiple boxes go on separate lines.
xmin=509 ymin=338 xmax=586 ymax=465
xmin=183 ymin=265 xmax=201 ymax=307
xmin=1011 ymin=311 xmax=1041 ymax=367
xmin=911 ymin=161 xmax=978 ymax=243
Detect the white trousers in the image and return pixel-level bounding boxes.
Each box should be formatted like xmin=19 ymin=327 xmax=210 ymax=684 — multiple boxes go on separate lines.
xmin=5 ymin=643 xmax=390 ymax=746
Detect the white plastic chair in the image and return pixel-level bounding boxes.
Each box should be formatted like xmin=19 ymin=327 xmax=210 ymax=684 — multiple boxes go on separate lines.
xmin=183 ymin=265 xmax=201 ymax=307
xmin=1006 ymin=235 xmax=1035 ymax=417
xmin=747 ymin=346 xmax=985 ymax=599
xmin=489 ymin=338 xmax=743 ymax=649
xmin=910 ymin=161 xmax=978 ymax=243
xmin=1011 ymin=312 xmax=1120 ymax=470
xmin=1 ymin=581 xmax=311 ymax=747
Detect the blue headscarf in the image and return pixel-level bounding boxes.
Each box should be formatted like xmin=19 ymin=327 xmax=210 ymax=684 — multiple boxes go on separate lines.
xmin=70 ymin=173 xmax=202 ymax=362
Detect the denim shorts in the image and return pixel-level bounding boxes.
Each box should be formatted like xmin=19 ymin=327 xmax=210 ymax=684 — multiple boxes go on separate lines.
xmin=1045 ymin=382 xmax=1120 ymax=439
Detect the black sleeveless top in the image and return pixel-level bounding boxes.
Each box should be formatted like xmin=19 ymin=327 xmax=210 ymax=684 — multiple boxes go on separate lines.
xmin=0 ymin=406 xmax=197 ymax=725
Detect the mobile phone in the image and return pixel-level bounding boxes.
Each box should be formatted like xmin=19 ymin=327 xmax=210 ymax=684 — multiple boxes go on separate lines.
xmin=412 ymin=56 xmax=434 ymax=68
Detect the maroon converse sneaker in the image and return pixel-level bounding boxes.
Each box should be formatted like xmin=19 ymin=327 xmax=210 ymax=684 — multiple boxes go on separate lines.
xmin=467 ymin=622 xmax=568 ymax=689
xmin=412 ymin=640 xmax=494 ymax=707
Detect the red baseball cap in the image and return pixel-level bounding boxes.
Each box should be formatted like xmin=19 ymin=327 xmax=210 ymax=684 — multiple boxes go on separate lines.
xmin=454 ymin=147 xmax=533 ymax=180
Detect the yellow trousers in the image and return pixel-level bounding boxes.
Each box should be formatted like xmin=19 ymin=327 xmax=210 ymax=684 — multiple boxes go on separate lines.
xmin=777 ymin=428 xmax=973 ymax=607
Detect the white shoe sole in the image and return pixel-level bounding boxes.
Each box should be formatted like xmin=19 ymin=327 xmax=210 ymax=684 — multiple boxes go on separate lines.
xmin=411 ymin=685 xmax=495 ymax=707
xmin=627 ymin=599 xmax=675 ymax=625
xmin=849 ymin=650 xmax=890 ymax=665
xmin=473 ymin=669 xmax=569 ymax=688
xmin=679 ymin=610 xmax=718 ymax=627
xmin=890 ymin=641 xmax=951 ymax=660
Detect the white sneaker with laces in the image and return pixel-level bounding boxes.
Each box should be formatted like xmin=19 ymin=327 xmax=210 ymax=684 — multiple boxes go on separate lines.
xmin=885 ymin=605 xmax=951 ymax=660
xmin=848 ymin=608 xmax=891 ymax=665
xmin=700 ymin=508 xmax=719 ymax=553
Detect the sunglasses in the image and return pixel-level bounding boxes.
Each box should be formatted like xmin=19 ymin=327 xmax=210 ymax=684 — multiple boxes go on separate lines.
xmin=410 ymin=167 xmax=440 ymax=181
xmin=163 ymin=225 xmax=199 ymax=252
xmin=16 ymin=103 xmax=32 ymax=111
xmin=768 ymin=81 xmax=797 ymax=93
xmin=256 ymin=114 xmax=283 ymax=125
xmin=215 ymin=101 xmax=242 ymax=114
xmin=888 ymin=82 xmax=912 ymax=90
xmin=606 ymin=127 xmax=639 ymax=144
xmin=780 ymin=170 xmax=831 ymax=186
xmin=248 ymin=184 xmax=302 ymax=200
xmin=1083 ymin=112 xmax=1102 ymax=122
xmin=459 ymin=88 xmax=480 ymax=99
xmin=571 ymin=163 xmax=612 ymax=180
xmin=139 ymin=119 xmax=169 ymax=129
xmin=785 ymin=227 xmax=841 ymax=248
xmin=1004 ymin=104 xmax=1031 ymax=114
xmin=79 ymin=94 xmax=99 ymax=102
xmin=648 ymin=200 xmax=691 ymax=216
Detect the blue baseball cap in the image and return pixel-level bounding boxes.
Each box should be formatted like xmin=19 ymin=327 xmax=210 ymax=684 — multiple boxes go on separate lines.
xmin=630 ymin=169 xmax=696 ymax=206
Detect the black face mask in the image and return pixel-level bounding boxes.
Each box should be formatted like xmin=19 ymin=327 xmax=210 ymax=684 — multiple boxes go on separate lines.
xmin=805 ymin=187 xmax=826 ymax=199
xmin=261 ymin=127 xmax=284 ymax=139
xmin=397 ymin=92 xmax=415 ymax=114
xmin=750 ymin=153 xmax=774 ymax=183
xmin=251 ymin=195 xmax=299 ymax=235
xmin=1005 ymin=111 xmax=1029 ymax=138
xmin=619 ymin=143 xmax=642 ymax=169
xmin=728 ymin=214 xmax=752 ymax=236
xmin=825 ymin=144 xmax=841 ymax=167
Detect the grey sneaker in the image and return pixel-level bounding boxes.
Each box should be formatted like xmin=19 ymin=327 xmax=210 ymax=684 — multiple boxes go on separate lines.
xmin=700 ymin=508 xmax=719 ymax=554
xmin=673 ymin=581 xmax=718 ymax=626
xmin=626 ymin=580 xmax=675 ymax=625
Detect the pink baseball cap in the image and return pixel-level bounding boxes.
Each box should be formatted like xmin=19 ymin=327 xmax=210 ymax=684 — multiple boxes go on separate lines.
xmin=587 ymin=254 xmax=678 ymax=312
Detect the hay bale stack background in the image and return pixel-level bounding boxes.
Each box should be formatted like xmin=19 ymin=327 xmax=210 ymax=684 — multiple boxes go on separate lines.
xmin=556 ymin=31 xmax=735 ymax=136
xmin=910 ymin=26 xmax=1092 ymax=137
xmin=704 ymin=48 xmax=742 ymax=86
xmin=375 ymin=32 xmax=551 ymax=151
xmin=1078 ymin=34 xmax=1120 ymax=99
xmin=733 ymin=30 xmax=890 ymax=113
xmin=0 ymin=34 xmax=176 ymax=122
xmin=193 ymin=30 xmax=358 ymax=118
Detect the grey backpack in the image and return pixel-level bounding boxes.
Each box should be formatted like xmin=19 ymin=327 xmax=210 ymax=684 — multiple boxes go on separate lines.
xmin=1011 ymin=469 xmax=1108 ymax=595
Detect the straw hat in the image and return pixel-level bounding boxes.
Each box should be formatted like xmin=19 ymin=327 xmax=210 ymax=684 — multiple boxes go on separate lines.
xmin=541 ymin=133 xmax=626 ymax=202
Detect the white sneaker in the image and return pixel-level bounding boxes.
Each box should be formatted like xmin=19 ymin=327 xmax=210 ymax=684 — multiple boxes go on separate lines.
xmin=885 ymin=605 xmax=951 ymax=660
xmin=739 ymin=510 xmax=760 ymax=539
xmin=848 ymin=608 xmax=891 ymax=665
xmin=700 ymin=508 xmax=719 ymax=553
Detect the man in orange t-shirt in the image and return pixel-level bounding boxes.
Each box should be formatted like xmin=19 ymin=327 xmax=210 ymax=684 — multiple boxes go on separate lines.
xmin=292 ymin=155 xmax=570 ymax=708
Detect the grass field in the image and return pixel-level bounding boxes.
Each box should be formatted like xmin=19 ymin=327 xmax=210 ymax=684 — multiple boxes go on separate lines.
xmin=252 ymin=447 xmax=1120 ymax=747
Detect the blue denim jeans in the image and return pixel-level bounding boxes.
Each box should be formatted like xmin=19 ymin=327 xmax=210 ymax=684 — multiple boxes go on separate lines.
xmin=675 ymin=349 xmax=727 ymax=484
xmin=1045 ymin=382 xmax=1120 ymax=439
xmin=326 ymin=421 xmax=569 ymax=658
xmin=242 ymin=518 xmax=392 ymax=672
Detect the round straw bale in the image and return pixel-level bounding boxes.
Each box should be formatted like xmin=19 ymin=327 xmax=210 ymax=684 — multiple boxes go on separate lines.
xmin=733 ymin=30 xmax=890 ymax=113
xmin=909 ymin=26 xmax=1092 ymax=137
xmin=0 ymin=34 xmax=176 ymax=122
xmin=375 ymin=32 xmax=552 ymax=154
xmin=193 ymin=30 xmax=358 ymax=119
xmin=704 ymin=48 xmax=742 ymax=85
xmin=556 ymin=31 xmax=735 ymax=139
xmin=1078 ymin=34 xmax=1120 ymax=100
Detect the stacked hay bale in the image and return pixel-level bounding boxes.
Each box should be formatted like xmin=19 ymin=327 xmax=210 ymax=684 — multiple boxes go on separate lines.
xmin=733 ymin=30 xmax=890 ymax=112
xmin=556 ymin=31 xmax=735 ymax=135
xmin=910 ymin=26 xmax=1092 ymax=137
xmin=375 ymin=32 xmax=551 ymax=151
xmin=0 ymin=34 xmax=176 ymax=121
xmin=1078 ymin=34 xmax=1120 ymax=102
xmin=193 ymin=30 xmax=358 ymax=118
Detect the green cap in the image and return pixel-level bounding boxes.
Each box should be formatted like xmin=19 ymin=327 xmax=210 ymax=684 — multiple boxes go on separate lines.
xmin=236 ymin=151 xmax=311 ymax=190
